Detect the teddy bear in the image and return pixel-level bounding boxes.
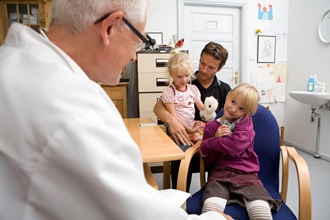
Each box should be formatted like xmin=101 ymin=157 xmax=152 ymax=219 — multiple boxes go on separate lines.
xmin=200 ymin=96 xmax=219 ymax=122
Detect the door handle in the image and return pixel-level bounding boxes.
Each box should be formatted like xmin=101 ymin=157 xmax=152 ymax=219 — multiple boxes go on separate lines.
xmin=234 ymin=71 xmax=239 ymax=85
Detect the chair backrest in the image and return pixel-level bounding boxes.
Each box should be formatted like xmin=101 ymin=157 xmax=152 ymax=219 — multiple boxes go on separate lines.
xmin=216 ymin=104 xmax=280 ymax=190
xmin=266 ymin=106 xmax=285 ymax=146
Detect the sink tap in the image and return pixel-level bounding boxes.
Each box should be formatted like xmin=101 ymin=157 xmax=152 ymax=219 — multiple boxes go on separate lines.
xmin=315 ymin=83 xmax=326 ymax=92
xmin=313 ymin=75 xmax=326 ymax=92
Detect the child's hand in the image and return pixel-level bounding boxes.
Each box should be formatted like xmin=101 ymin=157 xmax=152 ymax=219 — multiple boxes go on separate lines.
xmin=187 ymin=121 xmax=205 ymax=134
xmin=214 ymin=124 xmax=232 ymax=138
xmin=186 ymin=125 xmax=200 ymax=134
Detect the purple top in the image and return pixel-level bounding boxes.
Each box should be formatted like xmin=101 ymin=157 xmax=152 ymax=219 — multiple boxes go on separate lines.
xmin=200 ymin=114 xmax=260 ymax=173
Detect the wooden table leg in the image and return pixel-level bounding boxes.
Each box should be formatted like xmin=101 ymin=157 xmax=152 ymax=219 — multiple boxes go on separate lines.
xmin=163 ymin=161 xmax=171 ymax=189
xmin=143 ymin=163 xmax=158 ymax=190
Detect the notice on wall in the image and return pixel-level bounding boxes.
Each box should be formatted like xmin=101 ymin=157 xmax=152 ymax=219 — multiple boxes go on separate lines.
xmin=256 ymin=63 xmax=287 ymax=103
xmin=273 ymin=63 xmax=287 ymax=102
xmin=257 ymin=64 xmax=275 ymax=103
xmin=255 ymin=2 xmax=288 ymax=103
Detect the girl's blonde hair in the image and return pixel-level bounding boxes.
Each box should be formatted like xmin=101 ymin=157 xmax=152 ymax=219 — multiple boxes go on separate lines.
xmin=167 ymin=50 xmax=194 ymax=77
xmin=227 ymin=83 xmax=260 ymax=115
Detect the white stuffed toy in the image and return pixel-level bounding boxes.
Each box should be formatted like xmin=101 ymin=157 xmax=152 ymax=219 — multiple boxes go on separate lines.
xmin=200 ymin=96 xmax=219 ymax=122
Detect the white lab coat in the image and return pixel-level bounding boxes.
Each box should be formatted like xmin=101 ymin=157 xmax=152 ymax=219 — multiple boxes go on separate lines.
xmin=0 ymin=23 xmax=225 ymax=220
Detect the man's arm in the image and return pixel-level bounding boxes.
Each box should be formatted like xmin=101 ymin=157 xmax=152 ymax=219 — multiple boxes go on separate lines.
xmin=153 ymin=99 xmax=192 ymax=146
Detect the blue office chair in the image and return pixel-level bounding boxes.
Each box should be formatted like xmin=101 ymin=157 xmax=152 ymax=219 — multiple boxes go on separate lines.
xmin=177 ymin=104 xmax=311 ymax=220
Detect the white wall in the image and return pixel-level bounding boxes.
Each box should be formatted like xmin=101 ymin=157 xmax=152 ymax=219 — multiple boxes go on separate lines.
xmin=285 ymin=0 xmax=330 ymax=159
xmin=247 ymin=0 xmax=288 ymax=127
xmin=145 ymin=0 xmax=330 ymax=159
xmin=146 ymin=0 xmax=177 ymax=45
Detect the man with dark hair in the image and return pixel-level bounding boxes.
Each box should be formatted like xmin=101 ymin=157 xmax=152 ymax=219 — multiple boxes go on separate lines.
xmin=154 ymin=42 xmax=232 ymax=191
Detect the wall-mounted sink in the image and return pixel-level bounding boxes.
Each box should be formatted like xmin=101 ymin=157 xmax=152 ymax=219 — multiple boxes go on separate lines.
xmin=289 ymin=91 xmax=330 ymax=107
xmin=289 ymin=91 xmax=330 ymax=158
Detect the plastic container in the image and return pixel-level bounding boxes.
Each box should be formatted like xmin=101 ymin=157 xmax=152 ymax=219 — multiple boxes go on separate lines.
xmin=307 ymin=76 xmax=314 ymax=92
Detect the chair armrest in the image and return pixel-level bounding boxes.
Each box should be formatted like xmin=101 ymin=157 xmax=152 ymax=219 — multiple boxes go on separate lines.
xmin=280 ymin=126 xmax=285 ymax=146
xmin=176 ymin=141 xmax=201 ymax=192
xmin=280 ymin=146 xmax=289 ymax=202
xmin=199 ymin=154 xmax=206 ymax=188
xmin=286 ymin=147 xmax=312 ymax=220
xmin=143 ymin=163 xmax=159 ymax=190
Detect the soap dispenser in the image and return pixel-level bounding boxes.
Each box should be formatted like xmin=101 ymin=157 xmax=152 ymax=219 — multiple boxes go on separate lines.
xmin=307 ymin=76 xmax=314 ymax=92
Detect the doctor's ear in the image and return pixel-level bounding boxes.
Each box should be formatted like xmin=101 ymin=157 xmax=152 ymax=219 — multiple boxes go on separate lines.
xmin=97 ymin=11 xmax=124 ymax=45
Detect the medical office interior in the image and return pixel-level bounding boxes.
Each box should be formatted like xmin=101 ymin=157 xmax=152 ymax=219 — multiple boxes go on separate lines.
xmin=126 ymin=0 xmax=330 ymax=162
xmin=143 ymin=0 xmax=330 ymax=219
xmin=141 ymin=0 xmax=330 ymax=161
xmin=1 ymin=0 xmax=330 ymax=219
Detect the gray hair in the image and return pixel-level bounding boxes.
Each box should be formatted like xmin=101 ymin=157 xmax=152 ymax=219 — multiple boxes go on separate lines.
xmin=50 ymin=0 xmax=151 ymax=33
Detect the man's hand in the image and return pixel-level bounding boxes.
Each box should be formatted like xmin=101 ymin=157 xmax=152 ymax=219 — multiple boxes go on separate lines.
xmin=153 ymin=99 xmax=193 ymax=146
xmin=167 ymin=117 xmax=193 ymax=146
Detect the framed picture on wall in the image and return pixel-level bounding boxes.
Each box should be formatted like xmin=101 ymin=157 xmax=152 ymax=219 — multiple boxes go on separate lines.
xmin=257 ymin=35 xmax=276 ymax=63
xmin=147 ymin=32 xmax=163 ymax=44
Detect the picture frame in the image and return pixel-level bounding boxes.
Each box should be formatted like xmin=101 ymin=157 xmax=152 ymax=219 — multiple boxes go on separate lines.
xmin=147 ymin=32 xmax=163 ymax=44
xmin=257 ymin=35 xmax=276 ymax=63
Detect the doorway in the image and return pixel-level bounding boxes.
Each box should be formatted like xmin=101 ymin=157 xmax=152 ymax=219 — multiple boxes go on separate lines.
xmin=178 ymin=0 xmax=248 ymax=88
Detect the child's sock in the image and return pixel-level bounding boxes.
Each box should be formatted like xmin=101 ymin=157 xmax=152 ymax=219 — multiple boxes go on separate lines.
xmin=202 ymin=197 xmax=227 ymax=213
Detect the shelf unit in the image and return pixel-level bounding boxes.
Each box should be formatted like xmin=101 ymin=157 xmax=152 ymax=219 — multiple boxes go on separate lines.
xmin=137 ymin=51 xmax=172 ymax=123
xmin=0 ymin=0 xmax=52 ymax=45
xmin=102 ymin=82 xmax=129 ymax=118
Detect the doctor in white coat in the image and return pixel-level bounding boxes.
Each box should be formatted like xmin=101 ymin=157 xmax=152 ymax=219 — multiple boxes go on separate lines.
xmin=0 ymin=0 xmax=232 ymax=219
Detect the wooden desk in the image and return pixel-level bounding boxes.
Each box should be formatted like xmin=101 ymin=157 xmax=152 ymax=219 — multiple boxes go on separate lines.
xmin=123 ymin=118 xmax=184 ymax=189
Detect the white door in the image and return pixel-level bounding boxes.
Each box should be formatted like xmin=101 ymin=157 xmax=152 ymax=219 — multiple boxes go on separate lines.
xmin=178 ymin=1 xmax=246 ymax=88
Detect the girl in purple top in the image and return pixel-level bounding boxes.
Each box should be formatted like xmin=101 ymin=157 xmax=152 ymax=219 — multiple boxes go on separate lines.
xmin=200 ymin=83 xmax=280 ymax=220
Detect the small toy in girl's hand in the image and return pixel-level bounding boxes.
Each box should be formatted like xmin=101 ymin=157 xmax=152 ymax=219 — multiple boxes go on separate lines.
xmin=200 ymin=96 xmax=218 ymax=122
xmin=220 ymin=120 xmax=235 ymax=131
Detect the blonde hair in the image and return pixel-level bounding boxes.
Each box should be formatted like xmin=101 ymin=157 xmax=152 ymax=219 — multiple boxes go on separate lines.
xmin=167 ymin=50 xmax=194 ymax=77
xmin=227 ymin=83 xmax=260 ymax=115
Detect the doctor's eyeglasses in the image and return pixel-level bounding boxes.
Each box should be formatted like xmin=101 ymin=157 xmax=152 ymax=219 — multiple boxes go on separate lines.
xmin=122 ymin=17 xmax=150 ymax=51
xmin=94 ymin=13 xmax=151 ymax=51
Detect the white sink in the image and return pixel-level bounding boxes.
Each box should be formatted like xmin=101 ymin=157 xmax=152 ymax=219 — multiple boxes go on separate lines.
xmin=289 ymin=91 xmax=330 ymax=107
